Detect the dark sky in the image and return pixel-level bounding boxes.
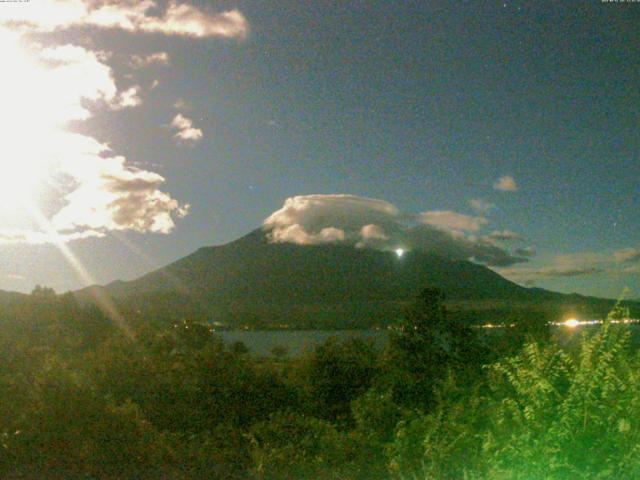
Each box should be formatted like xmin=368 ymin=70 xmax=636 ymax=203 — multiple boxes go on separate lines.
xmin=0 ymin=1 xmax=638 ymax=299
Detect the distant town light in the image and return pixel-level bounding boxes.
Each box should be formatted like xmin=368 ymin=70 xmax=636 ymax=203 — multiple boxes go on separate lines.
xmin=395 ymin=248 xmax=404 ymax=258
xmin=563 ymin=318 xmax=580 ymax=328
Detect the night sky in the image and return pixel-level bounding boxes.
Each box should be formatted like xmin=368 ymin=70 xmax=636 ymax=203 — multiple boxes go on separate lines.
xmin=0 ymin=1 xmax=638 ymax=299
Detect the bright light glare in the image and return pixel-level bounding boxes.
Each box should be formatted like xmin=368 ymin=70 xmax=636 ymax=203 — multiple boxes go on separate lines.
xmin=0 ymin=30 xmax=56 ymax=209
xmin=395 ymin=248 xmax=405 ymax=258
xmin=563 ymin=318 xmax=580 ymax=328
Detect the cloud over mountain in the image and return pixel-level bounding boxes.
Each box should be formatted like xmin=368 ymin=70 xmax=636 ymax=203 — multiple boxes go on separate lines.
xmin=420 ymin=211 xmax=488 ymax=233
xmin=263 ymin=194 xmax=531 ymax=267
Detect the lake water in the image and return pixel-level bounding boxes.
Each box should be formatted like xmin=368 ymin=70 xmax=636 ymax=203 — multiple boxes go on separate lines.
xmin=219 ymin=322 xmax=640 ymax=357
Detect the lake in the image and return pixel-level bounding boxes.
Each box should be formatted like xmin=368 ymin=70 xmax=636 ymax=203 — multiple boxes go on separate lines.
xmin=218 ymin=320 xmax=640 ymax=357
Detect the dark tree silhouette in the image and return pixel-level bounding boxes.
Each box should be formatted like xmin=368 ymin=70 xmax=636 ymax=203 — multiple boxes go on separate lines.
xmin=387 ymin=287 xmax=486 ymax=408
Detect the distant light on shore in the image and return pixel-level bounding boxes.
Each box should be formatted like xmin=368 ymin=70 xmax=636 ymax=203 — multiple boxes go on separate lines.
xmin=477 ymin=318 xmax=640 ymax=329
xmin=550 ymin=318 xmax=639 ymax=328
xmin=395 ymin=248 xmax=405 ymax=258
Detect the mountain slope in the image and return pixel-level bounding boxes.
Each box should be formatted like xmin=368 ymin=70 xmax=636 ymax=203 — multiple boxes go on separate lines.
xmin=0 ymin=289 xmax=28 ymax=305
xmin=75 ymin=229 xmax=631 ymax=328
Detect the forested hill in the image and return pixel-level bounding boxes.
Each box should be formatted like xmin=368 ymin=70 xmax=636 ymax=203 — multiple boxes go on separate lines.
xmin=74 ymin=229 xmax=635 ymax=328
xmin=0 ymin=289 xmax=27 ymax=306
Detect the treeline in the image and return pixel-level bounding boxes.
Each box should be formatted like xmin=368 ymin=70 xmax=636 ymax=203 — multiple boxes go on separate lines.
xmin=107 ymin=290 xmax=634 ymax=330
xmin=0 ymin=286 xmax=639 ymax=478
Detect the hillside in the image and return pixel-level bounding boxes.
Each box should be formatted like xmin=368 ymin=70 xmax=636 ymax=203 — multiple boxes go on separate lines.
xmin=0 ymin=289 xmax=27 ymax=306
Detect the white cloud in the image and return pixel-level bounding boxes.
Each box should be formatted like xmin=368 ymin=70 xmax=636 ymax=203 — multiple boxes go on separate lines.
xmin=360 ymin=224 xmax=388 ymax=241
xmin=263 ymin=194 xmax=400 ymax=236
xmin=130 ymin=51 xmax=170 ymax=68
xmin=263 ymin=194 xmax=532 ymax=267
xmin=496 ymin=246 xmax=640 ymax=283
xmin=269 ymin=225 xmax=346 ymax=245
xmin=1 ymin=1 xmax=249 ymax=39
xmin=468 ymin=198 xmax=495 ymax=214
xmin=419 ymin=211 xmax=488 ymax=233
xmin=171 ymin=113 xmax=203 ymax=143
xmin=0 ymin=30 xmax=187 ymax=244
xmin=51 ymin=150 xmax=189 ymax=234
xmin=38 ymin=44 xmax=118 ymax=120
xmin=114 ymin=85 xmax=142 ymax=108
xmin=0 ymin=0 xmax=243 ymax=248
xmin=493 ymin=175 xmax=518 ymax=192
xmin=356 ymin=224 xmax=389 ymax=248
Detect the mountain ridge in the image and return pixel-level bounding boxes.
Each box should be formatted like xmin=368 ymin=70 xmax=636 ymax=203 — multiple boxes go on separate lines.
xmin=73 ymin=229 xmax=635 ymax=328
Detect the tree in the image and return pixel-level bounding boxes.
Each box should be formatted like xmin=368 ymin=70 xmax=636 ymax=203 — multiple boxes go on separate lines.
xmin=303 ymin=337 xmax=380 ymax=422
xmin=270 ymin=345 xmax=289 ymax=361
xmin=247 ymin=411 xmax=355 ymax=480
xmin=229 ymin=340 xmax=249 ymax=356
xmin=385 ymin=287 xmax=485 ymax=408
xmin=30 ymin=285 xmax=57 ymax=301
xmin=173 ymin=318 xmax=214 ymax=350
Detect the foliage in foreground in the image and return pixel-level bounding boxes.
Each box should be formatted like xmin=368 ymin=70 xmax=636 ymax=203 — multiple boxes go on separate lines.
xmin=391 ymin=300 xmax=640 ymax=479
xmin=0 ymin=287 xmax=638 ymax=478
